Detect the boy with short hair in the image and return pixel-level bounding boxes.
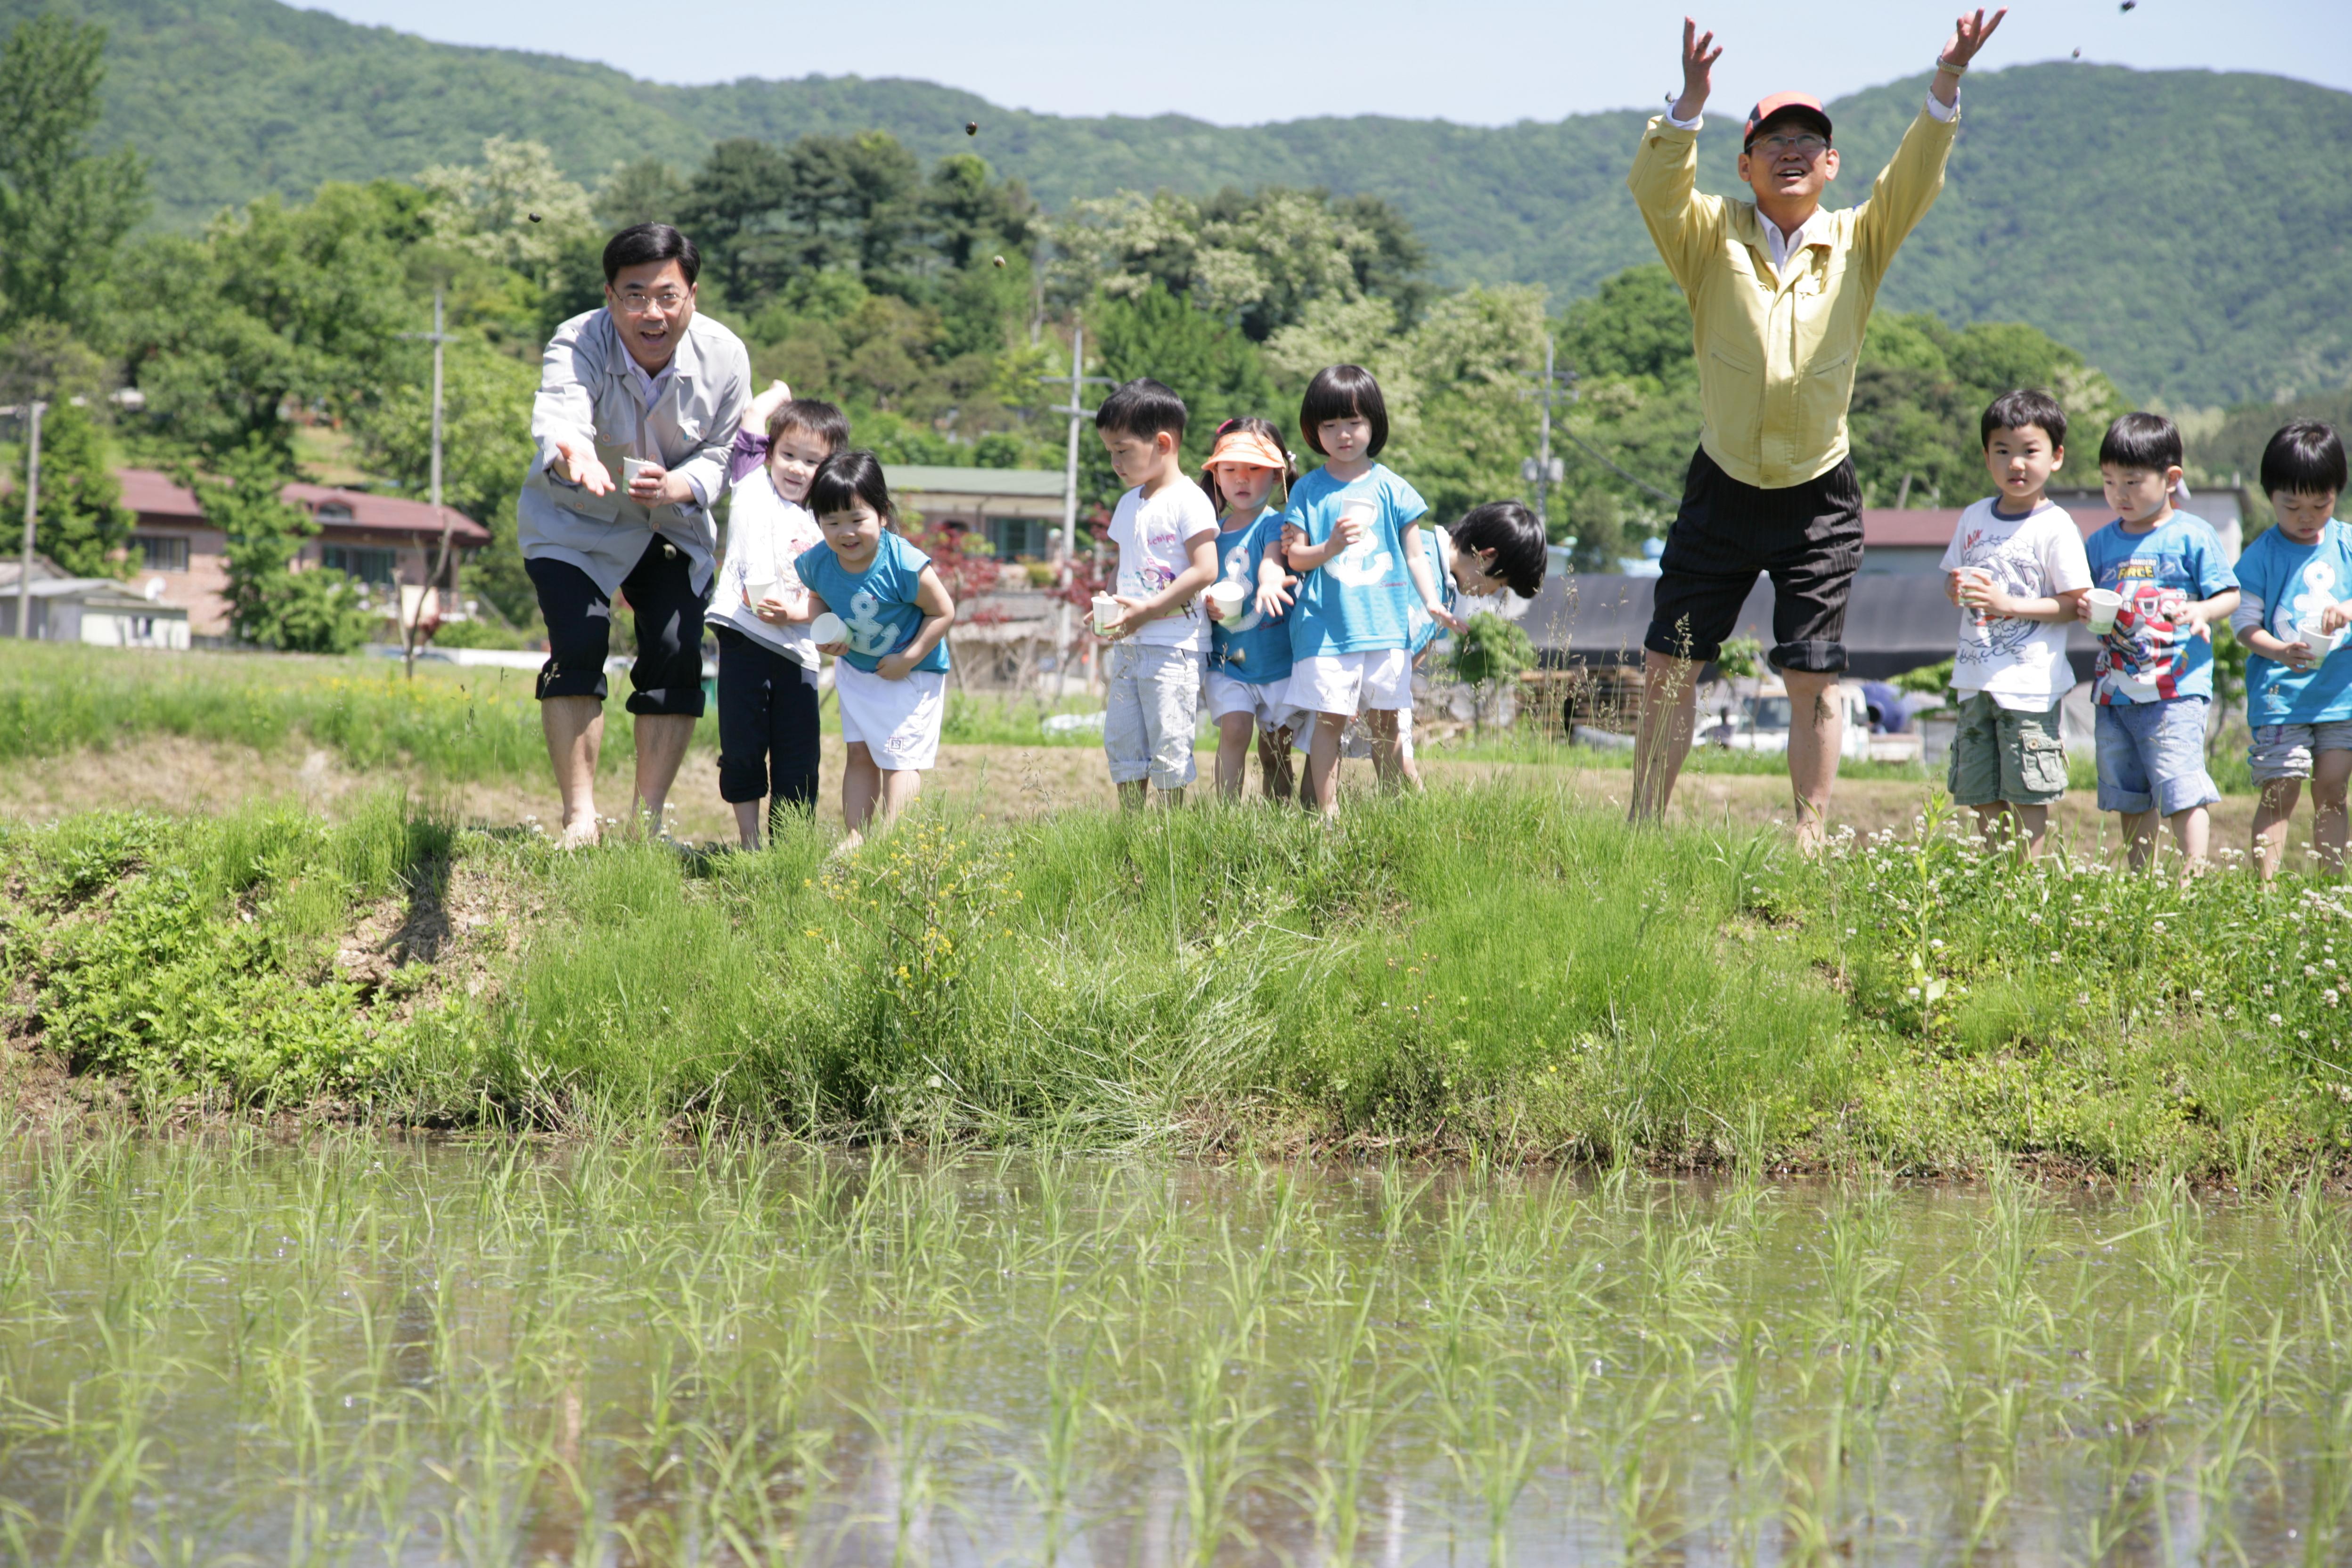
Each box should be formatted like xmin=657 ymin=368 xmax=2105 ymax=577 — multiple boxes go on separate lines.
xmin=2083 ymin=412 xmax=2240 ymax=871
xmin=1093 ymin=377 xmax=1219 ymax=808
xmin=1939 ymin=389 xmax=2092 ymax=858
xmin=2230 ymin=420 xmax=2352 ymax=879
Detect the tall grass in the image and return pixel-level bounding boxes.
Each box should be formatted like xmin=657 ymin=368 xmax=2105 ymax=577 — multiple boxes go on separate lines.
xmin=8 ymin=764 xmax=2352 ymax=1171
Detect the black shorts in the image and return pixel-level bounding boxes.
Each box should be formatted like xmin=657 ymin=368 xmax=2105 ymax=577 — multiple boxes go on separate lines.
xmin=1643 ymin=447 xmax=1863 ymax=675
xmin=527 ymin=539 xmax=707 ymax=717
xmin=711 ymin=624 xmax=821 ymax=809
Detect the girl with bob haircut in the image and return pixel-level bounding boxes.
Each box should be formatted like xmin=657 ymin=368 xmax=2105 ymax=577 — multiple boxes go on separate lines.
xmin=1279 ymin=365 xmax=1460 ymax=813
xmin=792 ymin=449 xmax=956 ymax=850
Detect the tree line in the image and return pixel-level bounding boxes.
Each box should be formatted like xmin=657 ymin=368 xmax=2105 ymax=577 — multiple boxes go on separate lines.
xmin=2 ymin=8 xmax=2163 ymax=653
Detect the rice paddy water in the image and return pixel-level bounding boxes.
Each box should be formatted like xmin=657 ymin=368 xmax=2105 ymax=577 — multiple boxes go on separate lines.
xmin=5 ymin=1129 xmax=2351 ymax=1565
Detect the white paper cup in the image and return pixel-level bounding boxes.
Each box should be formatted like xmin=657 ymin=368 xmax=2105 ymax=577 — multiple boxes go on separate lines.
xmin=2083 ymin=588 xmax=2123 ymax=633
xmin=621 ymin=456 xmax=654 ymax=490
xmin=1337 ymin=498 xmax=1377 ymax=542
xmin=1092 ymin=593 xmax=1122 ymax=634
xmin=1207 ymin=581 xmax=1246 ymax=621
xmin=2299 ymin=613 xmax=2344 ymax=655
xmin=809 ymin=611 xmax=846 ymax=645
xmin=745 ymin=576 xmax=776 ymax=607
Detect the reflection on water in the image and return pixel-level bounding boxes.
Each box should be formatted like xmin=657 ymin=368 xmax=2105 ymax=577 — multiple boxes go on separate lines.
xmin=2 ymin=1131 xmax=2349 ymax=1565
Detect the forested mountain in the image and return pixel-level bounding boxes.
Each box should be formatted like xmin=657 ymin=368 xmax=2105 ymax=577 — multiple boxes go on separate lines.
xmin=5 ymin=0 xmax=2349 ymax=406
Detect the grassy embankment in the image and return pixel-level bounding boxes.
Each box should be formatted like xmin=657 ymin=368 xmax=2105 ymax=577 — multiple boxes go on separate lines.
xmin=6 ymin=763 xmax=2351 ymax=1176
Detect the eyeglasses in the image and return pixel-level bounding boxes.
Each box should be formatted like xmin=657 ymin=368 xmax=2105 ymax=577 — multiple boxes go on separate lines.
xmin=613 ymin=288 xmax=689 ymax=315
xmin=1752 ymin=133 xmax=1829 ymax=157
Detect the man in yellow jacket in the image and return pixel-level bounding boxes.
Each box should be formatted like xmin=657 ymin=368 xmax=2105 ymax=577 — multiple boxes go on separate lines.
xmin=1626 ymin=9 xmax=2005 ymax=849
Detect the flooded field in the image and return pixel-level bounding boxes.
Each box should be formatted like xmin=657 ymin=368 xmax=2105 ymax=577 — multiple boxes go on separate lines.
xmin=4 ymin=1131 xmax=2350 ymax=1566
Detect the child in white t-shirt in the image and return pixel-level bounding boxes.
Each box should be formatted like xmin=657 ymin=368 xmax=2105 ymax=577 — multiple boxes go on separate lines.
xmin=1939 ymin=390 xmax=2093 ymax=858
xmin=1093 ymin=378 xmax=1219 ymax=808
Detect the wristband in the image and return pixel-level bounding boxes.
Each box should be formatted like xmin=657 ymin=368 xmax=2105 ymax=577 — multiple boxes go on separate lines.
xmin=1936 ymin=55 xmax=1967 ymax=75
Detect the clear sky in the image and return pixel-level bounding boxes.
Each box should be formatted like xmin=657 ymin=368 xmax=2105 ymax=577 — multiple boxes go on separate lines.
xmin=302 ymin=0 xmax=2350 ymax=126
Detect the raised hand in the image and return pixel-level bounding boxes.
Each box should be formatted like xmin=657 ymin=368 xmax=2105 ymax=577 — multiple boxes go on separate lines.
xmin=1938 ymin=7 xmax=2006 ymax=71
xmin=1674 ymin=17 xmax=1723 ymax=121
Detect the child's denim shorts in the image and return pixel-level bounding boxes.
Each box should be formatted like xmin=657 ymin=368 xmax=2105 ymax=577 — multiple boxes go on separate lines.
xmin=2248 ymin=721 xmax=2352 ymax=783
xmin=2095 ymin=696 xmax=2218 ymax=816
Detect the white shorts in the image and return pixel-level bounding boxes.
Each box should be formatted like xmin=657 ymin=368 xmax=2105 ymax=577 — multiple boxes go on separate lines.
xmin=1286 ymin=649 xmax=1412 ymax=717
xmin=834 ymin=661 xmax=946 ymax=771
xmin=1205 ymin=669 xmax=1300 ymax=734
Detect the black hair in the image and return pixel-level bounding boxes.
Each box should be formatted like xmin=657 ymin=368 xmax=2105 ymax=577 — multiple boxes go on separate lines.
xmin=806 ymin=449 xmax=898 ymax=531
xmin=1199 ymin=416 xmax=1294 ymax=514
xmin=2098 ymin=411 xmax=2183 ymax=473
xmin=1298 ymin=365 xmax=1388 ymax=457
xmin=1448 ymin=500 xmax=1549 ymax=599
xmin=601 ymin=223 xmax=701 ymax=286
xmin=2260 ymin=419 xmax=2349 ymax=498
xmin=768 ymin=398 xmax=850 ymax=454
xmin=1980 ymin=389 xmax=2067 ymax=452
xmin=1093 ymin=377 xmax=1188 ymax=443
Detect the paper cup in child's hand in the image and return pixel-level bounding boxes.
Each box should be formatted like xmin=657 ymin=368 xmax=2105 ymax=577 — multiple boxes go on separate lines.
xmin=1206 ymin=581 xmax=1245 ymax=621
xmin=810 ymin=611 xmax=846 ymax=645
xmin=2299 ymin=612 xmax=2345 ymax=656
xmin=745 ymin=576 xmax=776 ymax=608
xmin=2082 ymin=588 xmax=2123 ymax=633
xmin=1337 ymin=497 xmax=1376 ymax=542
xmin=1092 ymin=593 xmax=1122 ymax=634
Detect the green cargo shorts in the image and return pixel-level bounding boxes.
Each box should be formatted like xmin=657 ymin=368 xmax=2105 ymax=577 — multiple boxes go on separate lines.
xmin=1947 ymin=691 xmax=2068 ymax=807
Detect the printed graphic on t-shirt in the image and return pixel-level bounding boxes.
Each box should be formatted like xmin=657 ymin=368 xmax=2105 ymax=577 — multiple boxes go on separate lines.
xmin=844 ymin=588 xmax=893 ymax=657
xmin=1219 ymin=535 xmax=1268 ymax=634
xmin=2274 ymin=559 xmax=2343 ymax=644
xmin=2098 ymin=575 xmax=2196 ymax=703
xmin=1323 ymin=526 xmax=1396 ymax=588
xmin=1120 ymin=515 xmax=1194 ymax=618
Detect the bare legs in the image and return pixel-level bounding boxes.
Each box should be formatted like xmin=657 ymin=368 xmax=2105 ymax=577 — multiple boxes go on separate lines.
xmin=540 ymin=699 xmax=696 ymax=848
xmin=2121 ymin=806 xmax=2210 ymax=873
xmin=839 ymin=741 xmax=922 ymax=851
xmin=542 ymin=695 xmax=604 ymax=848
xmin=1630 ymin=652 xmax=1841 ymax=848
xmin=1256 ymin=724 xmax=1297 ymax=803
xmin=1302 ymin=711 xmax=1349 ymax=816
xmin=2252 ymin=750 xmax=2352 ymax=879
xmin=1629 ymin=652 xmax=1702 ymax=826
xmin=1780 ymin=669 xmax=1842 ymax=853
xmin=1364 ymin=709 xmax=1421 ymax=792
xmin=1972 ymin=802 xmax=2050 ymax=861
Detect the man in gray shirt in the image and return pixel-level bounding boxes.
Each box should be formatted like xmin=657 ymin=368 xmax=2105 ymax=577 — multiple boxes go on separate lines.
xmin=521 ymin=223 xmax=751 ymax=846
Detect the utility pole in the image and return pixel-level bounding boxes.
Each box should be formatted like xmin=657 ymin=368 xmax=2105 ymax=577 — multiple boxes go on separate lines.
xmin=397 ymin=289 xmax=457 ymax=680
xmin=1519 ymin=337 xmax=1574 ymax=534
xmin=1038 ymin=325 xmax=1112 ymax=699
xmin=16 ymin=400 xmax=44 ymax=641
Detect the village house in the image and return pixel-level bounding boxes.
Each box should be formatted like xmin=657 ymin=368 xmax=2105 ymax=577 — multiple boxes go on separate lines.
xmin=118 ymin=467 xmax=490 ymax=639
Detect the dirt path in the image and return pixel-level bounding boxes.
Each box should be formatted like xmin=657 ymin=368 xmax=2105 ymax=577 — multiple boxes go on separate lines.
xmin=0 ymin=736 xmax=2297 ymax=864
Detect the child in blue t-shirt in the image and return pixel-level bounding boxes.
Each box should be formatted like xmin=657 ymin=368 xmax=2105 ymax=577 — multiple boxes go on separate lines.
xmin=792 ymin=449 xmax=955 ymax=851
xmin=2230 ymin=419 xmax=2352 ymax=879
xmin=1199 ymin=417 xmax=1300 ymax=802
xmin=2082 ymin=413 xmax=2239 ymax=871
xmin=1279 ymin=365 xmax=1460 ymax=814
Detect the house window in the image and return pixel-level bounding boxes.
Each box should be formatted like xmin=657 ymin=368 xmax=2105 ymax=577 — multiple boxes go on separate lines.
xmin=321 ymin=545 xmax=399 ymax=586
xmin=315 ymin=502 xmax=355 ymax=523
xmin=988 ymin=517 xmax=1054 ymax=560
xmin=134 ymin=535 xmax=189 ymax=572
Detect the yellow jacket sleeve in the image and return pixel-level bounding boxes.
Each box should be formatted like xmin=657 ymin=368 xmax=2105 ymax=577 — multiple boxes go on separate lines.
xmin=1852 ymin=105 xmax=1961 ymax=288
xmin=1627 ymin=116 xmax=1721 ymax=293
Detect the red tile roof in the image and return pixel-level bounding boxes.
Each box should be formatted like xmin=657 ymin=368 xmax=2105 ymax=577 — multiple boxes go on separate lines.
xmin=118 ymin=468 xmax=488 ymax=546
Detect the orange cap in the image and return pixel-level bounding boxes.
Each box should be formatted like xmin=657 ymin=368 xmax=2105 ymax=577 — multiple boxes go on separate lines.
xmin=1743 ymin=91 xmax=1832 ymax=150
xmin=1205 ymin=427 xmax=1287 ymax=471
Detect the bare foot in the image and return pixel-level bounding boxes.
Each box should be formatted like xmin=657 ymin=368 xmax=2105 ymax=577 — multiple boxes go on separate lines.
xmin=556 ymin=816 xmax=599 ymax=850
xmin=830 ymin=830 xmax=864 ymax=859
